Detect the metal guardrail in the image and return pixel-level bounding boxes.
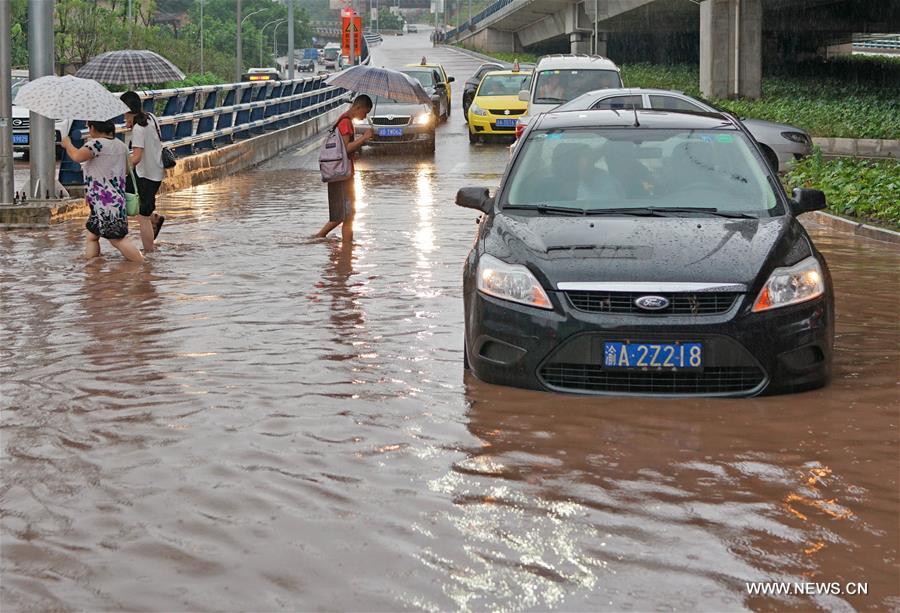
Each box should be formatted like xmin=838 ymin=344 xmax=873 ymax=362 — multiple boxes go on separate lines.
xmin=58 ymin=42 xmax=372 ymax=187
xmin=445 ymin=0 xmax=515 ymax=41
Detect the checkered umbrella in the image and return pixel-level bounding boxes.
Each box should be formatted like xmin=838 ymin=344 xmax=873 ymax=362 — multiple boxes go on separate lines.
xmin=13 ymin=75 xmax=129 ymax=121
xmin=326 ymin=66 xmax=431 ymax=104
xmin=75 ymin=49 xmax=185 ymax=85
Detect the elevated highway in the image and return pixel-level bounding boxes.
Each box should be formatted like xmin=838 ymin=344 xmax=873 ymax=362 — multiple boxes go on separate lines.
xmin=447 ymin=0 xmax=900 ymax=98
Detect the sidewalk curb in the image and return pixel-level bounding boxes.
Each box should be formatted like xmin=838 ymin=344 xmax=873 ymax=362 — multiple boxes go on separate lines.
xmin=805 ymin=211 xmax=900 ymax=245
xmin=813 ymin=137 xmax=899 ymax=159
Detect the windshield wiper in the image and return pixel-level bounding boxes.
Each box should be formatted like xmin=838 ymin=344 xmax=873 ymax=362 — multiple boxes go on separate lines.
xmin=502 ymin=204 xmax=586 ymax=216
xmin=583 ymin=207 xmax=666 ymax=217
xmin=643 ymin=207 xmax=758 ymax=219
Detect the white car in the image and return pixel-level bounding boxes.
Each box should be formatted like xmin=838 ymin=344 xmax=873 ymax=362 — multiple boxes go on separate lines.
xmin=552 ymin=88 xmax=813 ymax=172
xmin=515 ymin=54 xmax=622 ymax=139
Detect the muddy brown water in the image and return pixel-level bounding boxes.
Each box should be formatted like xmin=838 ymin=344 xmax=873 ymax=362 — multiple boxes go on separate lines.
xmin=2 ymin=34 xmax=899 ymax=612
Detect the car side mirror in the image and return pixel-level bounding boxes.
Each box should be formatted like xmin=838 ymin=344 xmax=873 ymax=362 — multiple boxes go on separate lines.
xmin=456 ymin=187 xmax=493 ymax=214
xmin=518 ymin=90 xmax=529 ymax=102
xmin=447 ymin=76 xmax=455 ymax=83
xmin=791 ymin=188 xmax=826 ymax=214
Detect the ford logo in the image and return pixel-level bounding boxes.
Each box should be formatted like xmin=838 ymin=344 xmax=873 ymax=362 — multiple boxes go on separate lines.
xmin=635 ymin=295 xmax=670 ymax=311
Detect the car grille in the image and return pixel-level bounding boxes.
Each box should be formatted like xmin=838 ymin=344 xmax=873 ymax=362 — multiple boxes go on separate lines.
xmin=565 ymin=291 xmax=740 ymax=315
xmin=372 ymin=116 xmax=410 ymax=126
xmin=488 ymin=109 xmax=525 ymax=116
xmin=540 ymin=364 xmax=765 ymax=394
xmin=12 ymin=117 xmax=29 ymax=129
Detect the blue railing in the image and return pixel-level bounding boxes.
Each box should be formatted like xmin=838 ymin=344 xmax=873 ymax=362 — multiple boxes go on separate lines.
xmin=59 ymin=40 xmax=372 ymax=187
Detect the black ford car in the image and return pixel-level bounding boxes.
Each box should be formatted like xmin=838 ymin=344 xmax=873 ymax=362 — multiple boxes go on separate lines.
xmin=456 ymin=109 xmax=834 ymax=397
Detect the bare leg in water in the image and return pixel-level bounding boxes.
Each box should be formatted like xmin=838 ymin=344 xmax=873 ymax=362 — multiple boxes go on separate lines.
xmin=109 ymin=238 xmax=144 ymax=262
xmin=315 ymin=221 xmax=340 ymax=238
xmin=85 ymin=231 xmax=101 ymax=259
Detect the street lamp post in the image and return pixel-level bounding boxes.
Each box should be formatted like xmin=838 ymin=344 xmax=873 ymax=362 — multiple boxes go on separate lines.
xmin=273 ymin=20 xmax=286 ymax=61
xmin=287 ymin=0 xmax=295 ymax=80
xmin=236 ymin=6 xmax=266 ymax=82
xmin=199 ymin=0 xmax=204 ymax=74
xmin=259 ymin=19 xmax=285 ymax=67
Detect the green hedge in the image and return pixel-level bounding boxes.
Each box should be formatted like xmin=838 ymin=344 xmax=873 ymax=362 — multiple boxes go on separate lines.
xmin=622 ymin=60 xmax=900 ymax=139
xmin=785 ymin=150 xmax=900 ymax=228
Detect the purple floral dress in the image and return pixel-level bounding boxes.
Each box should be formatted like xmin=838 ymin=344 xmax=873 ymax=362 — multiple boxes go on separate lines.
xmin=83 ymin=137 xmax=129 ymax=240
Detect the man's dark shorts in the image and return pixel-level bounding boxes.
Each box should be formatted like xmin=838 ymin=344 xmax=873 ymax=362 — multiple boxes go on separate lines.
xmin=126 ymin=174 xmax=162 ymax=216
xmin=327 ymin=178 xmax=355 ymax=223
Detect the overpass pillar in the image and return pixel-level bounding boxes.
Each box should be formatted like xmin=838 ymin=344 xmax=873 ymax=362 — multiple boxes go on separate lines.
xmin=570 ymin=32 xmax=591 ymax=55
xmin=700 ymin=0 xmax=762 ymax=99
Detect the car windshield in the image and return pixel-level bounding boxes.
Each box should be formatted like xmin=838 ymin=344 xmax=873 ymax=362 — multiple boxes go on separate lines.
xmin=501 ymin=128 xmax=780 ymax=216
xmin=403 ymin=70 xmax=434 ymax=87
xmin=533 ymin=69 xmax=622 ymax=103
xmin=477 ymin=73 xmax=531 ymax=96
xmin=11 ymin=78 xmax=26 ymax=100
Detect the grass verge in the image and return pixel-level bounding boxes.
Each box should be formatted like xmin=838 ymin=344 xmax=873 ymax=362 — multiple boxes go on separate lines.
xmin=784 ymin=150 xmax=900 ymax=229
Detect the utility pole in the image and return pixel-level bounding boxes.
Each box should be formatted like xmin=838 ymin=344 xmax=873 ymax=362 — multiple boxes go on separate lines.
xmin=349 ymin=0 xmax=356 ymax=66
xmin=235 ymin=0 xmax=242 ymax=82
xmin=287 ymin=0 xmax=295 ymax=80
xmin=0 ymin=0 xmax=13 ymax=204
xmin=27 ymin=0 xmax=55 ymax=200
xmin=200 ymin=0 xmax=204 ymax=74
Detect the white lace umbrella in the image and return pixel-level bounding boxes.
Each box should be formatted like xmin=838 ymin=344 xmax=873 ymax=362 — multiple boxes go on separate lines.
xmin=13 ymin=75 xmax=129 ymax=121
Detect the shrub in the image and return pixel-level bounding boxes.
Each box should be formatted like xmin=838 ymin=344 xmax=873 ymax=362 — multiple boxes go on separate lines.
xmin=785 ymin=149 xmax=900 ymax=227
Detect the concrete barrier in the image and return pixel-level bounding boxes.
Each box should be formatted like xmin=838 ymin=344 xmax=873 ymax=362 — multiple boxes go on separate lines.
xmin=814 ymin=137 xmax=899 ymax=159
xmin=0 ymin=105 xmax=346 ymax=229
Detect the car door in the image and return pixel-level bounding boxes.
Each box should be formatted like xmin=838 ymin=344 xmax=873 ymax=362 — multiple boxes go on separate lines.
xmin=434 ymin=69 xmax=448 ymax=115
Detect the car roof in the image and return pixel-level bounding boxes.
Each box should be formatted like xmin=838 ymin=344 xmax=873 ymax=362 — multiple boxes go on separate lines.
xmin=534 ymin=109 xmax=737 ymax=131
xmin=534 ymin=54 xmax=619 ymax=72
xmin=481 ymin=69 xmax=533 ymax=77
xmin=555 ymin=88 xmax=709 ymax=111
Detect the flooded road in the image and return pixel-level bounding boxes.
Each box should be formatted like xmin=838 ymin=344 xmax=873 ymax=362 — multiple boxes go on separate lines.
xmin=2 ymin=32 xmax=899 ymax=612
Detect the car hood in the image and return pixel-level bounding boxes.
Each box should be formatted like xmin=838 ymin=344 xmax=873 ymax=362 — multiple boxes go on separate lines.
xmin=474 ymin=94 xmax=527 ymax=111
xmin=742 ymin=117 xmax=808 ymax=137
xmin=487 ymin=213 xmax=795 ymax=288
xmin=369 ymin=101 xmax=430 ymax=116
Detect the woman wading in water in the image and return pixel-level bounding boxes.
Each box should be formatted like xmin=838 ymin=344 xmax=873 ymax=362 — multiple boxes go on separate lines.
xmin=61 ymin=120 xmax=143 ymax=262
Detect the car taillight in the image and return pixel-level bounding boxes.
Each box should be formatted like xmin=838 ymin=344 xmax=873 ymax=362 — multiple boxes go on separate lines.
xmin=515 ymin=122 xmax=526 ymax=140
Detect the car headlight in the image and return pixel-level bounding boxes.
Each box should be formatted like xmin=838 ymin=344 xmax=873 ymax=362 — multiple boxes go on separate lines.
xmin=752 ymin=256 xmax=824 ymax=312
xmin=416 ymin=111 xmax=433 ymax=125
xmin=781 ymin=131 xmax=810 ymax=145
xmin=477 ymin=254 xmax=552 ymax=310
xmin=469 ymin=102 xmax=487 ymax=116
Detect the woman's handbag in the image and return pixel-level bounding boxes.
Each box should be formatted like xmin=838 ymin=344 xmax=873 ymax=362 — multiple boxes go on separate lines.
xmin=150 ymin=114 xmax=177 ymax=169
xmin=125 ymin=167 xmax=140 ymax=217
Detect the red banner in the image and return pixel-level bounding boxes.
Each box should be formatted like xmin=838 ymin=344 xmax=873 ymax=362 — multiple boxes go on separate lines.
xmin=341 ymin=13 xmax=363 ymax=60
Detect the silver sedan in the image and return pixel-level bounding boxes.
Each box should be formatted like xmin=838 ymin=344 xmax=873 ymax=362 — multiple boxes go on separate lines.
xmin=548 ymin=88 xmax=812 ymax=172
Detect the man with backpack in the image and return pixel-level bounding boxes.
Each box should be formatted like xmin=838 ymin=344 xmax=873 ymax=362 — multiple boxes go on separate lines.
xmin=316 ymin=95 xmax=374 ymax=243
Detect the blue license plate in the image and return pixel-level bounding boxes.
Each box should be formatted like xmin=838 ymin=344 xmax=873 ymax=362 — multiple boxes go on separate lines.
xmin=12 ymin=134 xmax=28 ymax=145
xmin=377 ymin=127 xmax=403 ymax=137
xmin=495 ymin=118 xmax=517 ymax=127
xmin=603 ymin=342 xmax=703 ymax=370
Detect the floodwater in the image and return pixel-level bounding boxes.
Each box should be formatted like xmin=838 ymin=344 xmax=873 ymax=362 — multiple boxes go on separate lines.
xmin=2 ymin=31 xmax=899 ymax=613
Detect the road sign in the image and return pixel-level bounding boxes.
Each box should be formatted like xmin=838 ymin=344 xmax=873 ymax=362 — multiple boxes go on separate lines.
xmin=341 ymin=13 xmax=362 ymax=61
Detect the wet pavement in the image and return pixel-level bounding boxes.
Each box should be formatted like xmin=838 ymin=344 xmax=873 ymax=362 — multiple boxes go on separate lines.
xmin=2 ymin=31 xmax=899 ymax=612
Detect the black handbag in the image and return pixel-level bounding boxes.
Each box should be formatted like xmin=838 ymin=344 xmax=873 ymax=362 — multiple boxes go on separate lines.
xmin=150 ymin=114 xmax=177 ymax=169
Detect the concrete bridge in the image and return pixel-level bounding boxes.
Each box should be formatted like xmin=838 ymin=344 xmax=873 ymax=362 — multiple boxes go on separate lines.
xmin=448 ymin=0 xmax=900 ymax=98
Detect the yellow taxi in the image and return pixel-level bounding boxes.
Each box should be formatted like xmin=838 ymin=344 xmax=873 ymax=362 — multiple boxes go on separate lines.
xmin=466 ymin=66 xmax=532 ymax=143
xmin=406 ymin=57 xmax=454 ymax=115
